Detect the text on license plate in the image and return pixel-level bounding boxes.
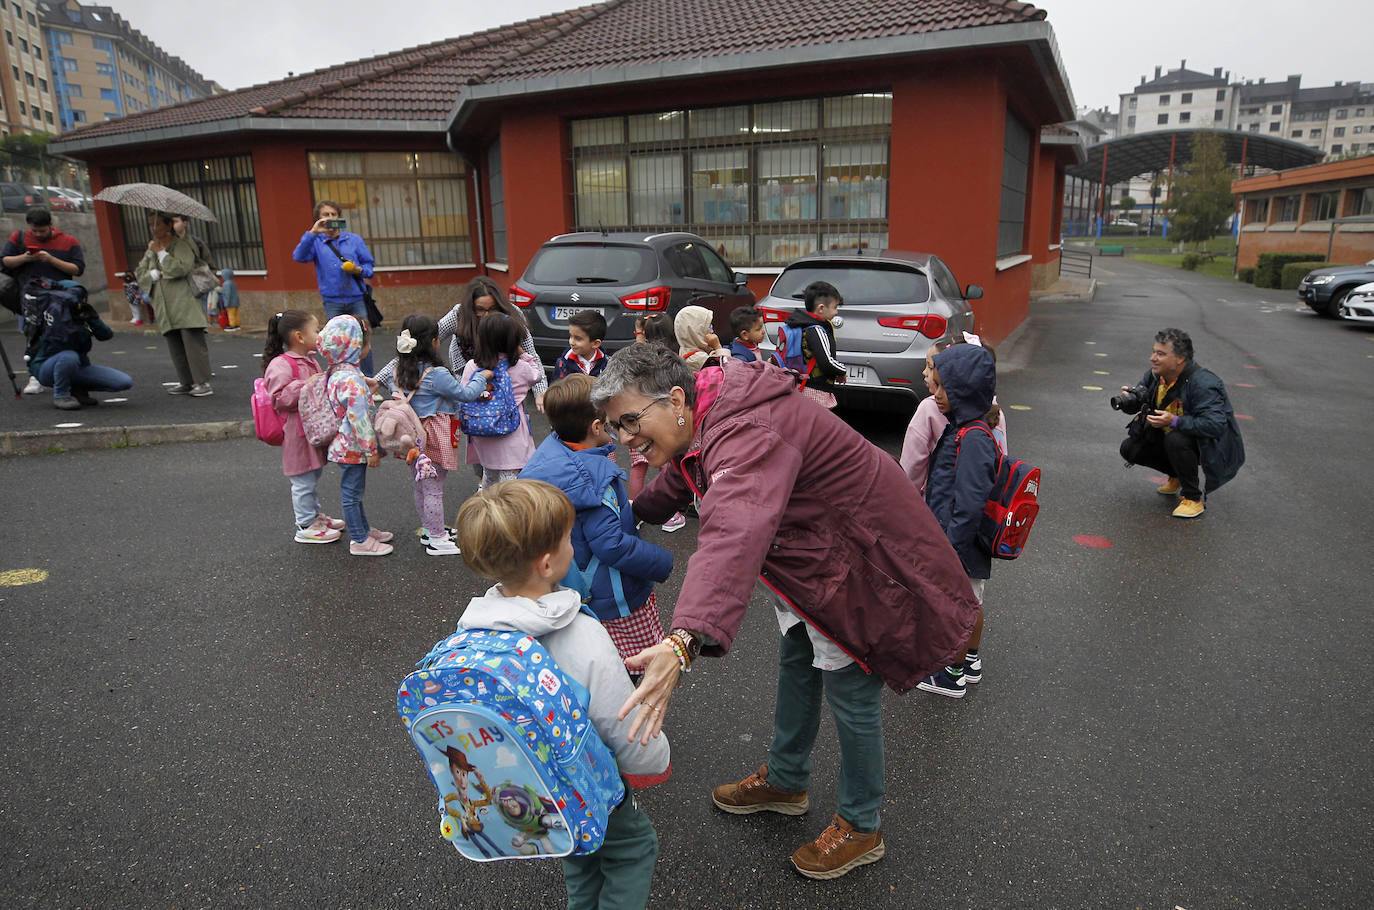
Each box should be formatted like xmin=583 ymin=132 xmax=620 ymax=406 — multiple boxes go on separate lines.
xmin=552 ymin=306 xmax=595 ymax=321
xmin=846 ymin=364 xmax=867 ymax=382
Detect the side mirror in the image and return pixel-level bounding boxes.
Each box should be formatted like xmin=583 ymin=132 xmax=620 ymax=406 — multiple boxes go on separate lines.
xmin=964 ymin=284 xmax=984 ymax=301
xmin=733 ymin=271 xmax=749 ymax=288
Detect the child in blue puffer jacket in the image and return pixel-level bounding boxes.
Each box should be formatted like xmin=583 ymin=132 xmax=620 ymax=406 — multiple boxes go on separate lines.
xmin=518 ymin=374 xmax=674 ymax=676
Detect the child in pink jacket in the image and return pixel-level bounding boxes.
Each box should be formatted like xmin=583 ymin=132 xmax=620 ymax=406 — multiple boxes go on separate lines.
xmin=262 ymin=310 xmax=345 ymax=544
xmin=460 ymin=314 xmax=545 ymax=488
xmin=899 ymin=335 xmax=1007 ymax=495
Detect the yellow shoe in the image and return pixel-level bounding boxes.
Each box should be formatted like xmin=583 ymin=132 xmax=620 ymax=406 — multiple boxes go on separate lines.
xmin=1156 ymin=477 xmax=1182 ymax=495
xmin=1172 ymin=498 xmax=1205 ymax=519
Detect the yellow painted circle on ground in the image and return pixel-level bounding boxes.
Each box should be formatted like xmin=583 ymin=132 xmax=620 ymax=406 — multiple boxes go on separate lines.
xmin=1094 ymin=353 xmax=1108 ymax=357
xmin=1082 ymin=385 xmax=1103 ymax=391
xmin=0 ymin=568 xmax=48 ymax=586
xmin=1093 ymin=370 xmax=1110 ymax=375
xmin=1009 ymin=405 xmax=1032 ymax=411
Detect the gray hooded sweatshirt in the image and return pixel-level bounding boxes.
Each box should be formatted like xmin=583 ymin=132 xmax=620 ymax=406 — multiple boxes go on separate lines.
xmin=458 ymin=586 xmax=670 ymax=785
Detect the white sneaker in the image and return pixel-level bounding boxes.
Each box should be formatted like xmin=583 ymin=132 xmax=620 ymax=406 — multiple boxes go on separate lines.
xmin=295 ymin=523 xmax=341 ymax=544
xmin=22 ymin=376 xmax=41 ymax=395
xmin=425 ymin=531 xmax=461 ymax=556
xmin=661 ymin=512 xmax=687 ymax=533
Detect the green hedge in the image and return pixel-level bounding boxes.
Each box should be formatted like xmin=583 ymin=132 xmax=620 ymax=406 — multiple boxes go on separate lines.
xmin=1280 ymin=261 xmax=1329 ymax=290
xmin=1181 ymin=252 xmax=1204 ymax=271
xmin=1238 ymin=267 xmax=1256 ymax=284
xmin=1255 ymin=251 xmax=1321 ymax=288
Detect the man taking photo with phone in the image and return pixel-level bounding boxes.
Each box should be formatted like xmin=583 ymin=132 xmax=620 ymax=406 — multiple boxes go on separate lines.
xmin=2 ymin=207 xmax=86 ymax=393
xmin=292 ymin=199 xmax=377 ymax=373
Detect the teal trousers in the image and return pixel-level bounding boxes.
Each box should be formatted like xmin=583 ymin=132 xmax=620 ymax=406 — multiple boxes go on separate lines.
xmin=561 ymin=790 xmax=658 ymax=910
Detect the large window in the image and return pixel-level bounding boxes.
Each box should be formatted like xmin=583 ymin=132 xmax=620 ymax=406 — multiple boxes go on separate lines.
xmin=570 ymin=93 xmax=891 ymax=266
xmin=998 ymin=111 xmax=1031 ymax=258
xmin=113 ymin=155 xmax=265 ymax=272
xmin=1356 ymin=188 xmax=1374 ymax=216
xmin=1277 ymin=195 xmax=1301 ymax=222
xmin=309 ymin=151 xmax=471 ymax=267
xmin=1310 ymin=192 xmax=1339 ymax=222
xmin=1246 ymin=197 xmax=1269 ymax=225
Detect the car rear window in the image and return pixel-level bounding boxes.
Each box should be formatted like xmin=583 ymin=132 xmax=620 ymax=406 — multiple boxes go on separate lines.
xmin=769 ymin=264 xmax=931 ymax=305
xmin=525 ymin=244 xmax=658 ymax=286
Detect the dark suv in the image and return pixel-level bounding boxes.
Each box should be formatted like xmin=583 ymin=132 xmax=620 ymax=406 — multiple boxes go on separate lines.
xmin=511 ymin=232 xmax=755 ymax=365
xmin=1296 ymin=260 xmax=1374 ymax=317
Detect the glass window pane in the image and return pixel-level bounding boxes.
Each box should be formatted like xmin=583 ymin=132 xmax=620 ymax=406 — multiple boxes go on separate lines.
xmin=823 ymin=93 xmax=893 ymax=128
xmin=691 ymin=150 xmax=749 ymax=223
xmin=571 ymin=116 xmax=624 ymax=147
xmin=758 ymin=145 xmax=817 ymax=222
xmin=822 ymin=230 xmax=887 ymax=253
xmin=363 ymin=152 xmax=415 ymax=176
xmin=628 ymin=110 xmax=685 ymax=143
xmin=630 ymin=153 xmax=683 ymax=226
xmin=754 ymin=233 xmax=817 ymax=265
xmin=575 ymin=155 xmax=628 ymax=227
xmin=822 ymin=142 xmax=889 ymax=219
xmin=701 ymin=235 xmax=750 ymax=265
xmin=689 ymin=105 xmax=748 ymax=138
xmin=754 ymin=100 xmax=817 ymax=134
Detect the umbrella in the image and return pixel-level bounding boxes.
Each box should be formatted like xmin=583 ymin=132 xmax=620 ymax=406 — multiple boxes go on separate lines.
xmin=94 ymin=183 xmax=217 ymax=222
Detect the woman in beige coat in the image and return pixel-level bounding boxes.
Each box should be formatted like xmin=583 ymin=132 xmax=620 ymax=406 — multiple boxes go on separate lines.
xmin=137 ymin=212 xmax=212 ymax=396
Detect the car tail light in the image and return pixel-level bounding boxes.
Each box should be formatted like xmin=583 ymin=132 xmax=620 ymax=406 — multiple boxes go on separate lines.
xmin=620 ymin=285 xmax=669 ymax=311
xmin=508 ymin=284 xmax=534 ymax=307
xmin=878 ymin=314 xmax=947 ymax=338
xmin=757 ymin=306 xmax=789 ymax=323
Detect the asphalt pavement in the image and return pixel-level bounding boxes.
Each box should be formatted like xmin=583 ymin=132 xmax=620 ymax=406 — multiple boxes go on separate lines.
xmin=2 ymin=258 xmax=1371 ymax=909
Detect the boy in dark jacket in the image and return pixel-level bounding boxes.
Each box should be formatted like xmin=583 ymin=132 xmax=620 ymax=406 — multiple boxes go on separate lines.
xmin=780 ymin=280 xmax=847 ymax=406
xmin=918 ymin=342 xmax=999 ymax=698
xmin=727 ymin=305 xmax=765 ymax=363
xmin=552 ymin=309 xmax=608 ymax=380
xmin=518 ymin=374 xmax=673 ymax=674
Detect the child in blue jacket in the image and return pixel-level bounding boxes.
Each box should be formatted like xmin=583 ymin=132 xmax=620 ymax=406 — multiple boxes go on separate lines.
xmin=518 ymin=374 xmax=673 ymax=675
xmin=918 ymin=342 xmax=999 ymax=699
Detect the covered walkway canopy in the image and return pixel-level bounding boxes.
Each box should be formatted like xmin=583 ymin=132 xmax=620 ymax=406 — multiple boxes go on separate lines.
xmin=1067 ymin=128 xmax=1323 ymax=183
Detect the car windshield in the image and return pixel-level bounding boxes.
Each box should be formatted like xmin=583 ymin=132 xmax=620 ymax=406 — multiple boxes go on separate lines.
xmin=525 ymin=245 xmax=657 ymax=286
xmin=770 ymin=263 xmax=931 ymax=305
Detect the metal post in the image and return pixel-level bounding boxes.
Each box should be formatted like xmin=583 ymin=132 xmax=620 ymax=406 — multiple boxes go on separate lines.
xmin=1163 ymin=133 xmax=1176 ymax=238
xmin=1233 ymin=137 xmax=1249 ymax=273
xmin=1097 ymin=145 xmax=1109 ymax=238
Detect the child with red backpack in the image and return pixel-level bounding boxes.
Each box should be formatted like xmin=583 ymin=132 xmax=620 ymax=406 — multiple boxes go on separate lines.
xmin=459 ymin=314 xmax=544 ymax=489
xmin=261 ymin=310 xmax=346 ymax=545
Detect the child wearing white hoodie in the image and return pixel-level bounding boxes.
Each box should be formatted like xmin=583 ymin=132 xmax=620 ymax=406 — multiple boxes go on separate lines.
xmin=454 ymin=479 xmax=670 ymax=909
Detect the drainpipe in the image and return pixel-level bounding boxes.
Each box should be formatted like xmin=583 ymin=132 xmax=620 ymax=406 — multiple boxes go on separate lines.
xmin=447 ymin=130 xmax=487 ymax=274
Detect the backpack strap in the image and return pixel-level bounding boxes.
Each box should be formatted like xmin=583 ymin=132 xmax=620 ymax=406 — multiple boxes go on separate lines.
xmin=954 ymin=419 xmax=1004 ymax=476
xmin=571 ymin=484 xmax=632 ymax=618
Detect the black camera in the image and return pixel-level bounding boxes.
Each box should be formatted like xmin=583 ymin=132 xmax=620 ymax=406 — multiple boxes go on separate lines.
xmin=1111 ymin=384 xmax=1150 ymax=414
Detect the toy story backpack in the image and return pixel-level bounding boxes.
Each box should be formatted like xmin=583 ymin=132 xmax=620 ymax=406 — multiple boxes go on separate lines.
xmin=397 ymin=628 xmax=625 ymax=862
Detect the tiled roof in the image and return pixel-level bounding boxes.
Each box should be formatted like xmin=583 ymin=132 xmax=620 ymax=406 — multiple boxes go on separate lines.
xmin=53 ymin=0 xmax=1046 ymax=148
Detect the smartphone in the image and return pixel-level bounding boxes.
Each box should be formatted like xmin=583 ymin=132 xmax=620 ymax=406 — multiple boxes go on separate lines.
xmin=325 ymin=219 xmax=346 ymax=230
xmin=26 ymin=247 xmax=39 ymax=255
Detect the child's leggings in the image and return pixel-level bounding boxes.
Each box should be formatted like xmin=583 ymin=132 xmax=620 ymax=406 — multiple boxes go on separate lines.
xmin=628 ymin=461 xmax=649 ymax=499
xmin=288 ymin=467 xmax=324 ymax=529
xmin=414 ymin=466 xmax=448 ymax=534
xmin=479 ymin=467 xmax=519 ymax=490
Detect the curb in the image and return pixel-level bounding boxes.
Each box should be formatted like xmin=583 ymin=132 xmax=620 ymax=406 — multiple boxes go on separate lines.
xmin=1030 ymin=277 xmax=1098 ymax=305
xmin=0 ymin=419 xmax=254 ymax=457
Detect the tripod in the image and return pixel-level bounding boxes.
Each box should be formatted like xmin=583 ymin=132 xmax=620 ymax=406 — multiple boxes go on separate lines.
xmin=0 ymin=332 xmax=21 ymax=398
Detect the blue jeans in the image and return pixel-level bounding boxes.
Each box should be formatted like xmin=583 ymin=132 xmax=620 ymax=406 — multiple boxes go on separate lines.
xmin=339 ymin=463 xmax=371 ymax=543
xmin=767 ymin=624 xmax=886 ymax=832
xmin=323 ymin=298 xmax=373 ymax=375
xmin=288 ymin=468 xmax=324 ymax=528
xmin=35 ymin=351 xmax=133 ymax=399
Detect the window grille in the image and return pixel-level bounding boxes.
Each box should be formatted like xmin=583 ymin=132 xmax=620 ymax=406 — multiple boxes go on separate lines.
xmin=569 ymin=93 xmax=891 ymax=266
xmin=308 ymin=152 xmax=471 ymax=266
xmin=1277 ymin=195 xmax=1300 ymax=222
xmin=113 ymin=155 xmax=265 ymax=272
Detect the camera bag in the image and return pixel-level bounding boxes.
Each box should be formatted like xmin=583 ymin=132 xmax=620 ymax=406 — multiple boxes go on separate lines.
xmin=956 ymin=420 xmax=1040 ymax=560
xmin=21 ymin=278 xmax=87 ymax=359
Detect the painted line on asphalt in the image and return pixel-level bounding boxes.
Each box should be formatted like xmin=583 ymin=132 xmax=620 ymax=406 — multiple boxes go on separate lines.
xmin=1093 ymin=370 xmax=1110 ymax=375
xmin=1235 ymin=382 xmax=1256 ymax=388
xmin=104 ymin=398 xmax=128 ymax=403
xmin=1082 ymin=385 xmax=1103 ymax=391
xmin=1073 ymin=535 xmax=1113 ymax=549
xmin=0 ymin=569 xmax=48 ymax=586
xmin=1236 ymin=414 xmax=1254 ymax=420
xmin=1008 ymin=405 xmax=1031 ymax=411
xmin=54 ymin=422 xmax=82 ymax=428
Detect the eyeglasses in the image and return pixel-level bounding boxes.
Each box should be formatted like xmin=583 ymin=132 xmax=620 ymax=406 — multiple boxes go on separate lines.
xmin=606 ymin=397 xmax=669 ymax=440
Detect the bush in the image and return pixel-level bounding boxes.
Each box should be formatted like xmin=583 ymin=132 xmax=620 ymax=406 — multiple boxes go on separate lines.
xmin=1238 ymin=267 xmax=1256 ymax=284
xmin=1255 ymin=251 xmax=1321 ymax=288
xmin=1280 ymin=261 xmax=1330 ymax=290
xmin=1181 ymin=252 xmax=1204 ymax=271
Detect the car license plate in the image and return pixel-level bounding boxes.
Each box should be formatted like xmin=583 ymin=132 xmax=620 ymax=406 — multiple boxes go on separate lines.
xmin=552 ymin=306 xmax=595 ymax=321
xmin=846 ymin=364 xmax=870 ymax=384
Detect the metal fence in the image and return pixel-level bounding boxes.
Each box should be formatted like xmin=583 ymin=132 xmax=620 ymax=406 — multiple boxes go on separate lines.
xmin=1059 ymin=247 xmax=1093 ymax=279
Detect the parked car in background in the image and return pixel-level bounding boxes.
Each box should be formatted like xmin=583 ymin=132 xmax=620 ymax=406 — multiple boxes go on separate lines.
xmin=1338 ymin=281 xmax=1374 ymax=324
xmin=511 ymin=231 xmax=755 ymax=366
xmin=1297 ymin=260 xmax=1374 ymax=317
xmin=0 ymin=182 xmax=49 ymax=213
xmin=45 ymin=187 xmax=87 ymax=212
xmin=756 ymin=249 xmax=979 ymax=409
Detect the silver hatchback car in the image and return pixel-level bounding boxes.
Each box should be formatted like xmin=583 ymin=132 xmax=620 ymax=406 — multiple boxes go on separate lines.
xmin=757 ymin=250 xmax=981 ymax=408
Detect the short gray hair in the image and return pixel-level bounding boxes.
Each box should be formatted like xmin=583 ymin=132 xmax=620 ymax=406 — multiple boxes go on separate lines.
xmin=591 ymin=343 xmax=697 ymax=409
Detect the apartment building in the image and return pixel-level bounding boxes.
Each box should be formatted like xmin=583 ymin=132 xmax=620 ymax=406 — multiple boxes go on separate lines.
xmin=38 ymin=0 xmax=213 ymax=132
xmin=0 ymin=0 xmax=59 ymax=135
xmin=1118 ymin=62 xmax=1232 ymax=137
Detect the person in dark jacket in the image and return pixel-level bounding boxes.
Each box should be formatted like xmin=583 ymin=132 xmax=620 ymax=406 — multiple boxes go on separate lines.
xmin=917 ymin=342 xmax=1000 ymax=698
xmin=27 ymin=291 xmax=131 ymax=410
xmin=590 ymin=344 xmax=979 ymax=880
xmin=1118 ymin=327 xmax=1244 ymax=518
xmin=3 ymin=208 xmax=86 ymax=394
xmin=781 ymin=280 xmax=847 ymax=407
xmin=727 ymin=305 xmax=765 ymax=363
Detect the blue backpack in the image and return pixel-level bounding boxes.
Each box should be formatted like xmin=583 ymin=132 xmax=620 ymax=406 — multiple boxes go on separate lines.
xmin=562 ymin=483 xmax=633 ymax=618
xmin=22 ymin=278 xmax=86 ymax=359
xmin=459 ymin=357 xmax=522 ymax=438
xmin=397 ymin=628 xmax=625 ymax=863
xmin=772 ymin=323 xmax=814 ymax=387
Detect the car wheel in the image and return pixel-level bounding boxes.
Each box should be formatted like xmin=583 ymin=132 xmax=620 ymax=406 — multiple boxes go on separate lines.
xmin=1323 ymin=288 xmax=1349 ymax=318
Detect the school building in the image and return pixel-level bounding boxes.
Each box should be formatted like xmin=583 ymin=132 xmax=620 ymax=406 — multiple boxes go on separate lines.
xmin=1231 ymin=155 xmax=1374 ymax=269
xmin=48 ymin=0 xmax=1080 ymax=346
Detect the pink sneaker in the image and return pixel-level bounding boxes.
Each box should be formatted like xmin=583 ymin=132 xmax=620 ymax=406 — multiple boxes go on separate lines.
xmin=350 ymin=537 xmax=394 ymax=556
xmin=317 ymin=513 xmax=346 ymax=531
xmin=367 ymin=528 xmax=394 ymax=543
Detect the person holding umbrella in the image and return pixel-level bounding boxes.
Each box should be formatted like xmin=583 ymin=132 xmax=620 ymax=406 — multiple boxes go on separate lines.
xmin=137 ymin=211 xmax=212 ymax=396
xmin=292 ymin=201 xmax=376 ymax=374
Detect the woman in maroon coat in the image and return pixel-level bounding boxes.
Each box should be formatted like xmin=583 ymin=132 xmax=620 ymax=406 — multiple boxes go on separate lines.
xmin=591 ymin=343 xmax=978 ymax=880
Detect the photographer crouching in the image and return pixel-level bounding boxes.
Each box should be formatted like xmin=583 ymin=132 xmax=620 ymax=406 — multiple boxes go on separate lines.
xmin=1115 ymin=328 xmax=1244 ymax=518
xmin=27 ymin=285 xmax=132 ymax=410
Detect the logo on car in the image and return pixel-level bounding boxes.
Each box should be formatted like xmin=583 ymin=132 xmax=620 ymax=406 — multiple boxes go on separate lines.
xmin=570 ymin=292 xmax=580 ymax=302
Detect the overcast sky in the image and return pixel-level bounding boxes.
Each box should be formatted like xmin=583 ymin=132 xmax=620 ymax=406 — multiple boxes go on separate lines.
xmin=111 ymin=0 xmax=1353 ymax=113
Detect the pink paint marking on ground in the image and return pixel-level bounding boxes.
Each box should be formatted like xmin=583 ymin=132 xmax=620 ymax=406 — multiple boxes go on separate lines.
xmin=1236 ymin=414 xmax=1254 ymax=420
xmin=1073 ymin=534 xmax=1114 ymax=549
xmin=1235 ymin=382 xmax=1256 ymax=388
xmin=1245 ymin=365 xmax=1263 ymax=370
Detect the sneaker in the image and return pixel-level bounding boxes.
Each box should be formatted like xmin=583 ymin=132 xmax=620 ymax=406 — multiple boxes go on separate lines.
xmin=962 ymin=649 xmax=982 ymax=684
xmin=418 ymin=526 xmax=455 ymax=542
xmin=188 ymin=383 xmax=214 ymax=397
xmin=790 ymin=815 xmax=885 ymax=880
xmin=367 ymin=528 xmax=394 ymax=543
xmin=916 ymin=667 xmax=967 ymax=698
xmin=295 ymin=523 xmax=342 ymax=544
xmin=661 ymin=512 xmax=687 ymax=533
xmin=53 ymin=396 xmax=81 ymax=410
xmin=316 ymin=513 xmax=347 ymax=531
xmin=350 ymin=537 xmax=394 ymax=556
xmin=72 ymin=389 xmax=99 ymax=406
xmin=425 ymin=532 xmax=461 ymax=556
xmin=1156 ymin=477 xmax=1182 ymax=495
xmin=1172 ymin=498 xmax=1205 ymax=519
xmin=166 ymin=384 xmax=191 ymax=395
xmin=22 ymin=376 xmax=42 ymax=395
xmin=712 ymin=764 xmax=809 ymax=816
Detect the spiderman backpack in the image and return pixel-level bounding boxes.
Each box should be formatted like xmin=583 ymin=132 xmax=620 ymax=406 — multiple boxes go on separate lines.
xmin=956 ymin=420 xmax=1041 ymax=560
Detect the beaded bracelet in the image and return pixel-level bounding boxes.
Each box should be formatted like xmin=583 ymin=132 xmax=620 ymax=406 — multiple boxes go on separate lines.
xmin=662 ymin=635 xmax=690 ymax=674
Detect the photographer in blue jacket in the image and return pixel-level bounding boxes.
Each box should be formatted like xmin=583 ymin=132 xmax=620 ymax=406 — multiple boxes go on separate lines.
xmin=292 ymin=199 xmax=376 ymax=373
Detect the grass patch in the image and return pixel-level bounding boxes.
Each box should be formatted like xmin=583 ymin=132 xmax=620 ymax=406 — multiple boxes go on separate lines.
xmin=1131 ymin=252 xmax=1238 ymax=280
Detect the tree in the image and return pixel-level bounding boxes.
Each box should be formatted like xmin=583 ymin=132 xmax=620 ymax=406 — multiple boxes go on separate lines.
xmin=1165 ymin=131 xmax=1235 ymax=248
xmin=1119 ymin=195 xmax=1137 ymax=213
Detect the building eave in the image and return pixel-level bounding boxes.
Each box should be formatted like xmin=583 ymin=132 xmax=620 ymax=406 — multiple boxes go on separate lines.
xmin=48 ymin=117 xmax=447 ymax=157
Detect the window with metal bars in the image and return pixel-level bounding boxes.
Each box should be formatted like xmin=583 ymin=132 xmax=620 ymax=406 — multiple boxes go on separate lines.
xmin=569 ymin=93 xmax=891 ymax=267
xmin=308 ymin=151 xmax=472 ymax=267
xmin=113 ymin=155 xmax=265 ymax=272
xmin=998 ymin=111 xmax=1031 ymax=258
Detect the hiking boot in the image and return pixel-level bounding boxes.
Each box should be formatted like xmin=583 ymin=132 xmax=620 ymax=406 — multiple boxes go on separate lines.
xmin=350 ymin=537 xmax=394 ymax=556
xmin=916 ymin=667 xmax=966 ymax=698
xmin=790 ymin=815 xmax=885 ymax=880
xmin=53 ymin=396 xmax=81 ymax=410
xmin=1156 ymin=477 xmax=1182 ymax=495
xmin=425 ymin=531 xmax=461 ymax=556
xmin=962 ymin=649 xmax=982 ymax=684
xmin=166 ymin=384 xmax=192 ymax=395
xmin=661 ymin=512 xmax=687 ymax=533
xmin=1172 ymin=498 xmax=1205 ymax=519
xmin=295 ymin=522 xmax=341 ymax=544
xmin=188 ymin=383 xmax=214 ymax=397
xmin=712 ymin=764 xmax=808 ymax=816
xmin=72 ymin=389 xmax=99 ymax=406
xmin=367 ymin=528 xmax=394 ymax=543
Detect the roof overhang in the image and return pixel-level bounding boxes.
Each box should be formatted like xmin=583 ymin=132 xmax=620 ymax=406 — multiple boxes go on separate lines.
xmin=49 ymin=117 xmax=446 ymax=157
xmin=1040 ymin=130 xmax=1087 ymax=164
xmin=1066 ymin=129 xmax=1323 ymax=184
xmin=445 ymin=19 xmax=1075 ymax=136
